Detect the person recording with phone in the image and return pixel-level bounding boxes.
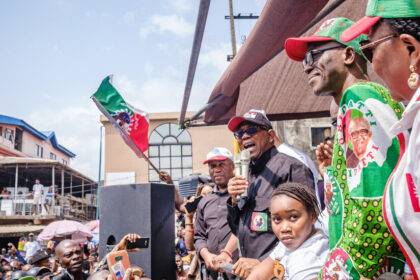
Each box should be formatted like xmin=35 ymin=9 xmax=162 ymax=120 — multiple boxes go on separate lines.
xmin=193 ymin=147 xmax=238 ymax=280
xmin=218 ymin=109 xmax=315 ymax=279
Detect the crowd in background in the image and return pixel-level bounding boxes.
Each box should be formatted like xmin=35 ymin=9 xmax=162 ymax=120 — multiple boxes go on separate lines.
xmin=2 ymin=0 xmax=420 ymax=279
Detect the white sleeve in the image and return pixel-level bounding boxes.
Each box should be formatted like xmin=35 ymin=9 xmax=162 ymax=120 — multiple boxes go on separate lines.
xmin=269 ymin=241 xmax=286 ymax=260
xmin=288 ymin=237 xmax=329 ymax=280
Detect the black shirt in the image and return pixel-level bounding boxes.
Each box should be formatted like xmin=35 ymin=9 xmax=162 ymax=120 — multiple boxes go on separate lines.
xmin=227 ymin=146 xmax=315 ymax=261
xmin=194 ymin=186 xmax=235 ymax=257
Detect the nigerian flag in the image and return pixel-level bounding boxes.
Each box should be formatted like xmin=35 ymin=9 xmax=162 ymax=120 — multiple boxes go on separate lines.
xmin=91 ymin=75 xmax=149 ymax=157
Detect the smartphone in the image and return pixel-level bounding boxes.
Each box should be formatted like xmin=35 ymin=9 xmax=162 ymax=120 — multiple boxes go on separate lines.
xmin=126 ymin=238 xmax=149 ymax=250
xmin=106 ymin=250 xmax=130 ymax=280
xmin=184 ymin=196 xmax=203 ymax=213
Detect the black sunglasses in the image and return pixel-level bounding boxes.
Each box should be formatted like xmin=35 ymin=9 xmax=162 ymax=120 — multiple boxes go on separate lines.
xmin=303 ymin=45 xmax=346 ymax=68
xmin=234 ymin=126 xmax=268 ymax=140
xmin=359 ymin=34 xmax=397 ymax=63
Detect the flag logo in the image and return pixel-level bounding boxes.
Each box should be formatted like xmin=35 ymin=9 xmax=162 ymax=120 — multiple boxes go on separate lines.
xmin=251 ymin=212 xmax=267 ymax=232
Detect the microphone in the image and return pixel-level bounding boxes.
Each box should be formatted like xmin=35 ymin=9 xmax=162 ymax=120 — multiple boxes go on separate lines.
xmin=240 ymin=149 xmax=250 ymax=196
xmin=234 ymin=154 xmax=241 ymax=177
xmin=236 ymin=149 xmax=250 ymax=209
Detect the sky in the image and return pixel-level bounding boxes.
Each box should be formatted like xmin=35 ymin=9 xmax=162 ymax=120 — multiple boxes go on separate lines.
xmin=0 ymin=0 xmax=265 ymax=180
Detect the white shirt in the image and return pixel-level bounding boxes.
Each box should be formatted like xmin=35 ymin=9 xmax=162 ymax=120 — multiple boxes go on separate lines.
xmin=385 ymin=87 xmax=420 ymax=278
xmin=24 ymin=240 xmax=41 ymax=259
xmin=33 ymin=184 xmax=44 ymax=196
xmin=277 ymin=143 xmax=319 ymax=183
xmin=270 ymin=230 xmax=329 ymax=280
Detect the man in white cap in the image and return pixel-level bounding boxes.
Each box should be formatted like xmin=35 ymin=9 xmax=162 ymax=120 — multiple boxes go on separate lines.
xmin=194 ymin=147 xmax=238 ymax=280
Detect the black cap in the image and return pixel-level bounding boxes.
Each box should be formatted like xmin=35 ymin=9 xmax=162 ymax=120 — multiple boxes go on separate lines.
xmin=27 ymin=267 xmax=51 ymax=277
xmin=29 ymin=250 xmax=49 ymax=265
xmin=228 ymin=109 xmax=272 ymax=132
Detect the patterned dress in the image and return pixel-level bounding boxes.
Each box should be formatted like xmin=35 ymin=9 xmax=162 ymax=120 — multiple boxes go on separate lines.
xmin=320 ymin=82 xmax=405 ymax=279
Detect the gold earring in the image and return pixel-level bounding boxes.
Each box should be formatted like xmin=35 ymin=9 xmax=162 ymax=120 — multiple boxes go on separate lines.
xmin=408 ymin=65 xmax=420 ymax=89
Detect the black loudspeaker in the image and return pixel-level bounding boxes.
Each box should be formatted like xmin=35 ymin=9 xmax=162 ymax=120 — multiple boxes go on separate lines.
xmin=99 ymin=183 xmax=175 ymax=280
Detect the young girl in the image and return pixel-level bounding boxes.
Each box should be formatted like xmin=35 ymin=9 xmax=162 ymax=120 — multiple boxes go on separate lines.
xmin=247 ymin=182 xmax=329 ymax=280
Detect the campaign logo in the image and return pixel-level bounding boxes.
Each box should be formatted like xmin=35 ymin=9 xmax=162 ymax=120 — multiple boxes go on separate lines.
xmin=322 ymin=248 xmax=353 ymax=280
xmin=112 ymin=109 xmax=133 ymax=132
xmin=316 ymin=18 xmax=336 ymax=34
xmin=244 ymin=112 xmax=257 ymax=119
xmin=251 ymin=212 xmax=267 ymax=232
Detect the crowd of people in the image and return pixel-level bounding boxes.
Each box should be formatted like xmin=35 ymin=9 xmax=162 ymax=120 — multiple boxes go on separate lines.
xmin=167 ymin=0 xmax=420 ymax=279
xmin=2 ymin=0 xmax=420 ymax=279
xmin=0 ymin=181 xmax=58 ymax=216
xmin=0 ymin=233 xmax=156 ymax=280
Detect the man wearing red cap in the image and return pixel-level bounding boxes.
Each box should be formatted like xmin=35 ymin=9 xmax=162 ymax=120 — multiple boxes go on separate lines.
xmin=217 ymin=109 xmax=314 ymax=278
xmin=194 ymin=147 xmax=237 ymax=279
xmin=341 ymin=1 xmax=420 ymax=278
xmin=285 ymin=17 xmax=406 ymax=279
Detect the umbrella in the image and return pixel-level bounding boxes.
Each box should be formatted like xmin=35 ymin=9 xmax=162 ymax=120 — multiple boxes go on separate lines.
xmin=37 ymin=220 xmax=92 ymax=243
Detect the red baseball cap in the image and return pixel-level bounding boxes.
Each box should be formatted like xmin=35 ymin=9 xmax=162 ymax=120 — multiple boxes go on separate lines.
xmin=285 ymin=18 xmax=367 ymax=61
xmin=340 ymin=16 xmax=381 ymax=42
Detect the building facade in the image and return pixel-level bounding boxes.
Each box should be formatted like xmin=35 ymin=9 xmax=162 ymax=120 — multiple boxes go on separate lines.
xmin=0 ymin=115 xmax=74 ymax=164
xmin=102 ymin=112 xmax=334 ymax=186
xmin=102 ymin=112 xmax=234 ymax=185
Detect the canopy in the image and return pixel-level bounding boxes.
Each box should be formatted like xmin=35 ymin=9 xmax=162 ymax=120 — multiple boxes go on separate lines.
xmin=202 ymin=0 xmax=383 ymax=125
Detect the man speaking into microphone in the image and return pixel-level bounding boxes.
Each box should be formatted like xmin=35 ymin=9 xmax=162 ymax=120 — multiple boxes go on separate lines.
xmin=218 ymin=109 xmax=315 ymax=278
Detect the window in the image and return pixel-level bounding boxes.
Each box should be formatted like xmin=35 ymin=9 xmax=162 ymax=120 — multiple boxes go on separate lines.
xmin=14 ymin=128 xmax=23 ymax=151
xmin=50 ymin=153 xmax=56 ymax=160
xmin=36 ymin=144 xmax=43 ymax=158
xmin=4 ymin=128 xmax=14 ymax=142
xmin=311 ymin=127 xmax=333 ymax=147
xmin=62 ymin=159 xmax=67 ymax=165
xmin=0 ymin=126 xmax=2 ymax=137
xmin=148 ymin=123 xmax=192 ymax=184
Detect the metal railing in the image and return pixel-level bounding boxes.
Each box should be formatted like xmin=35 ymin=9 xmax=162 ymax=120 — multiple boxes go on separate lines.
xmin=0 ymin=193 xmax=96 ymax=221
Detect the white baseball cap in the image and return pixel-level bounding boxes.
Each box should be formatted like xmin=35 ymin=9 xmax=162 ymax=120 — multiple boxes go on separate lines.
xmin=203 ymin=147 xmax=233 ymax=164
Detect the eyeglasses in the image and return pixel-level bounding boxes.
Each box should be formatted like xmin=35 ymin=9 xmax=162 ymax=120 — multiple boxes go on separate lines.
xmin=302 ymin=45 xmax=346 ymax=68
xmin=350 ymin=129 xmax=369 ymax=140
xmin=359 ymin=34 xmax=397 ymax=63
xmin=234 ymin=126 xmax=267 ymax=140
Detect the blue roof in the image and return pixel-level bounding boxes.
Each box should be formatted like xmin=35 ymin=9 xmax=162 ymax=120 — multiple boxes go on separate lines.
xmin=0 ymin=115 xmax=75 ymax=158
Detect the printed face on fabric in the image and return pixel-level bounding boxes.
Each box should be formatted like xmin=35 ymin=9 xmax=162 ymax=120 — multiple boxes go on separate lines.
xmin=207 ymin=159 xmax=234 ymax=188
xmin=236 ymin=122 xmax=273 ymax=161
xmin=270 ymin=195 xmax=315 ymax=249
xmin=347 ymin=116 xmax=372 ymax=160
xmin=304 ymin=41 xmax=346 ymax=97
xmin=369 ymin=21 xmax=413 ymax=101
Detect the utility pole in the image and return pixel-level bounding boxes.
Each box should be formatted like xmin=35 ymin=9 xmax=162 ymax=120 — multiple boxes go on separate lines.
xmin=228 ymin=0 xmax=237 ymax=58
xmin=226 ymin=2 xmax=259 ymax=62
